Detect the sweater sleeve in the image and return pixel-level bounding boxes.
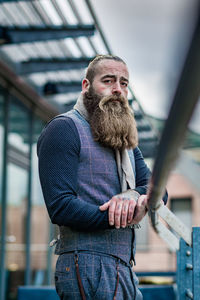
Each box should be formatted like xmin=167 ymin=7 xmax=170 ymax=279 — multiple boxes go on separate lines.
xmin=37 ymin=116 xmax=110 ymax=231
xmin=133 ymin=147 xmax=168 ymax=204
xmin=134 ymin=147 xmax=151 ymax=195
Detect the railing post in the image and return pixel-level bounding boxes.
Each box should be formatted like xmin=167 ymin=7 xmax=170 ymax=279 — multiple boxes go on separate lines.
xmin=192 ymin=227 xmax=200 ymax=300
xmin=177 ymin=227 xmax=200 ymax=299
xmin=177 ymin=238 xmax=193 ymax=299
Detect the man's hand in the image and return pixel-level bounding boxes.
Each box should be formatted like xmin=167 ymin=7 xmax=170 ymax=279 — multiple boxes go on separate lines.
xmin=130 ymin=194 xmax=148 ymax=224
xmin=99 ymin=190 xmax=148 ymax=229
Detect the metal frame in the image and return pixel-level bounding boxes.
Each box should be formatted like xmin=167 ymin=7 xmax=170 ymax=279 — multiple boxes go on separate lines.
xmin=0 ymin=0 xmax=21 ymax=2
xmin=177 ymin=228 xmax=200 ymax=300
xmin=147 ymin=8 xmax=200 ymax=247
xmin=145 ymin=8 xmax=200 ymax=299
xmin=25 ymin=109 xmax=34 ymax=285
xmin=17 ymin=57 xmax=94 ymax=75
xmin=43 ymin=81 xmax=81 ymax=95
xmin=0 ymin=87 xmax=10 ymax=300
xmin=0 ymin=24 xmax=95 ymax=44
xmin=0 ymin=59 xmax=58 ymax=121
xmin=85 ymin=0 xmax=112 ymax=54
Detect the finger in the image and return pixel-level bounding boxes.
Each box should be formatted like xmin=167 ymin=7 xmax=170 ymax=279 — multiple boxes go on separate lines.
xmin=138 ymin=195 xmax=148 ymax=210
xmin=114 ymin=200 xmax=123 ymax=229
xmin=127 ymin=199 xmax=137 ymax=224
xmin=133 ymin=195 xmax=148 ymax=223
xmin=99 ymin=201 xmax=110 ymax=211
xmin=108 ymin=198 xmax=117 ymax=226
xmin=121 ymin=200 xmax=129 ymax=228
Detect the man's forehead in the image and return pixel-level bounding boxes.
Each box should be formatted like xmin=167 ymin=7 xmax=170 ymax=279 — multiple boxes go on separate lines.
xmin=95 ymin=59 xmax=129 ymax=79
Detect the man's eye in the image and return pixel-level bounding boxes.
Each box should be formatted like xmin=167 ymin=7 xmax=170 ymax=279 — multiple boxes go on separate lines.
xmin=121 ymin=82 xmax=128 ymax=87
xmin=103 ymin=79 xmax=112 ymax=84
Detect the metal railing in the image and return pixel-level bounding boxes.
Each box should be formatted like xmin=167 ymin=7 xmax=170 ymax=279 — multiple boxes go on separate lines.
xmin=147 ymin=7 xmax=200 ymax=251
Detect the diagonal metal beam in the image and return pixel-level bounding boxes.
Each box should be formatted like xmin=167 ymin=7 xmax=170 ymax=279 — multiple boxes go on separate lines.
xmin=16 ymin=57 xmax=94 ymax=75
xmin=43 ymin=81 xmax=81 ymax=95
xmin=85 ymin=0 xmax=112 ymax=54
xmin=0 ymin=59 xmax=58 ymax=121
xmin=147 ymin=9 xmax=200 ymax=247
xmin=148 ymin=11 xmax=200 ymax=212
xmin=0 ymin=25 xmax=96 ymax=45
xmin=157 ymin=204 xmax=192 ymax=246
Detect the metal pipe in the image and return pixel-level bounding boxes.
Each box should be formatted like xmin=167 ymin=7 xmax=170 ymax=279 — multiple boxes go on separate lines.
xmin=25 ymin=110 xmax=34 ymax=285
xmin=148 ymin=9 xmax=200 ymax=230
xmin=0 ymin=88 xmax=10 ymax=300
xmin=0 ymin=59 xmax=58 ymax=121
xmin=84 ymin=0 xmax=113 ymax=54
xmin=157 ymin=204 xmax=192 ymax=246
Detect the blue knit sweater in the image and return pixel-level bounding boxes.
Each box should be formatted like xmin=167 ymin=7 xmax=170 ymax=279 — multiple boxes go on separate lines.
xmin=37 ymin=116 xmax=167 ymax=231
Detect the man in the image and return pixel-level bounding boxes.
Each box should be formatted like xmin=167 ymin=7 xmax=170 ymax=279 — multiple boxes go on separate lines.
xmin=37 ymin=55 xmax=167 ymax=300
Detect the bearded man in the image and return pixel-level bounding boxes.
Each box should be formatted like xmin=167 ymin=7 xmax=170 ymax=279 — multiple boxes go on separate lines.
xmin=37 ymin=55 xmax=167 ymax=300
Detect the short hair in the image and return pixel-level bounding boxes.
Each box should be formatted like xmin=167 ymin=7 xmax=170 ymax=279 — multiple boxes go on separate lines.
xmin=86 ymin=54 xmax=126 ymax=83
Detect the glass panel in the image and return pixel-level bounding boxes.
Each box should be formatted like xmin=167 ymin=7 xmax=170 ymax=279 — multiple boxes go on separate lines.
xmin=32 ymin=117 xmax=45 ymax=206
xmin=8 ymin=98 xmax=29 ymax=153
xmin=0 ymin=90 xmax=4 ymax=206
xmin=0 ymin=89 xmax=52 ymax=296
xmin=31 ymin=117 xmax=50 ymax=284
xmin=6 ymin=96 xmax=29 ymax=299
xmin=7 ymin=163 xmax=27 ymax=206
xmin=0 ymin=89 xmax=5 ymax=279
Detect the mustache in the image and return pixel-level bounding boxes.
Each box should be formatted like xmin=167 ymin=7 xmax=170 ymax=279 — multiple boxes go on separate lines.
xmin=98 ymin=95 xmax=128 ymax=112
xmin=83 ymin=89 xmax=138 ymax=150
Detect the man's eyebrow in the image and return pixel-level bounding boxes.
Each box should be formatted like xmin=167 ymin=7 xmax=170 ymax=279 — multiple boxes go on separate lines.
xmin=121 ymin=76 xmax=129 ymax=83
xmin=101 ymin=74 xmax=116 ymax=80
xmin=101 ymin=74 xmax=129 ymax=83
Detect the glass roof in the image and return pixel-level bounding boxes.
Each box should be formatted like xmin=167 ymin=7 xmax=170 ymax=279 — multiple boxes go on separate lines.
xmin=1 ymin=0 xmax=198 ymax=157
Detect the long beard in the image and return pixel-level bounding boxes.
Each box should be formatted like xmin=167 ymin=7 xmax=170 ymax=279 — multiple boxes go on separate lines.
xmin=83 ymin=88 xmax=138 ymax=150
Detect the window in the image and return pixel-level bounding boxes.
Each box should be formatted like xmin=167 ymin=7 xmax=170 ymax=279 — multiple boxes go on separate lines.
xmin=0 ymin=91 xmax=4 ymax=206
xmin=171 ymin=197 xmax=192 ymax=232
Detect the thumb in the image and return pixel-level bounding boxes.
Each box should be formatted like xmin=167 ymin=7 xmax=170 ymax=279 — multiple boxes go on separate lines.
xmin=99 ymin=201 xmax=110 ymax=211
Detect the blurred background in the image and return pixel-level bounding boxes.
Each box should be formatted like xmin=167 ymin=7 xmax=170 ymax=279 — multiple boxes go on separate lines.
xmin=0 ymin=1 xmax=200 ymax=299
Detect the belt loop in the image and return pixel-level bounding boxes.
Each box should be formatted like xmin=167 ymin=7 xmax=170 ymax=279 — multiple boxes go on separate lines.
xmin=74 ymin=251 xmax=86 ymax=300
xmin=113 ymin=259 xmax=120 ymax=300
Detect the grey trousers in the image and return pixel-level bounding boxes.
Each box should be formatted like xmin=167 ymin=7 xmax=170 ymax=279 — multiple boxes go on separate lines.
xmin=55 ymin=252 xmax=143 ymax=300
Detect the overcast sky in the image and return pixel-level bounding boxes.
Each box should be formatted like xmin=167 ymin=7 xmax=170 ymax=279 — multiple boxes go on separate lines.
xmin=91 ymin=0 xmax=200 ymax=133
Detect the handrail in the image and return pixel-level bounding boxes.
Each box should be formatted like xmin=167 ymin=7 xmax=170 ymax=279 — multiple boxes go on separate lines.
xmin=147 ymin=9 xmax=200 ymax=246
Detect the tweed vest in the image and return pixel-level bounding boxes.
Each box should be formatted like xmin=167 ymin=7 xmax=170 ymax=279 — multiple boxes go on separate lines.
xmin=55 ymin=110 xmax=136 ymax=264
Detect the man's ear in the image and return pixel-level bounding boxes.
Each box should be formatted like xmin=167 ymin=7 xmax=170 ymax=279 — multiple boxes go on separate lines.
xmin=82 ymin=78 xmax=90 ymax=93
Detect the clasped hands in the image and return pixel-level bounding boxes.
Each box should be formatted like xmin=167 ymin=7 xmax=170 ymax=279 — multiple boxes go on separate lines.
xmin=99 ymin=190 xmax=148 ymax=229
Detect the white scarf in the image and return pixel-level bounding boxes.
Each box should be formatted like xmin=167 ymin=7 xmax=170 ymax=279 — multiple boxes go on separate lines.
xmin=74 ymin=94 xmax=136 ymax=192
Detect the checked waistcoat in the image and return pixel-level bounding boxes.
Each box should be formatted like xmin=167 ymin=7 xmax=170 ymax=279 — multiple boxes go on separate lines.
xmin=55 ymin=109 xmax=136 ymax=264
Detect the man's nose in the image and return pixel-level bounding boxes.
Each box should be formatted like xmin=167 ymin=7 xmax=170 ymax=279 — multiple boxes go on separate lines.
xmin=112 ymin=82 xmax=122 ymax=95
